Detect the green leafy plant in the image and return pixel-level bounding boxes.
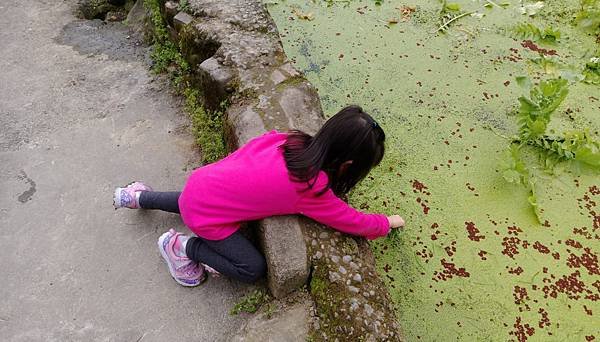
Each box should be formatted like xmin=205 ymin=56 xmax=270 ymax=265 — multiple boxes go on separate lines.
xmin=515 ymin=77 xmax=569 ymax=140
xmin=230 ymin=289 xmax=271 ymax=315
xmin=185 ymin=90 xmax=227 ymax=163
xmin=583 ymin=56 xmax=600 ymax=84
xmin=501 ymin=76 xmax=600 ymax=222
xmin=511 ymin=22 xmax=561 ymax=43
xmin=500 ymin=144 xmax=541 ymax=219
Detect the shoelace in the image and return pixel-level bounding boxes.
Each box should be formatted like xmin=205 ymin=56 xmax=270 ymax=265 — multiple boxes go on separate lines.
xmin=178 ymin=262 xmax=201 ymax=277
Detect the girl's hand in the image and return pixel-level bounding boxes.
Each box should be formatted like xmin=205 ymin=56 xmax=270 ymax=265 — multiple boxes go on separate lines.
xmin=387 ymin=215 xmax=405 ymax=229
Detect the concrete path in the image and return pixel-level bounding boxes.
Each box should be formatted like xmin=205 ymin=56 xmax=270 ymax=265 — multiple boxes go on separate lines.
xmin=0 ymin=1 xmax=253 ymax=340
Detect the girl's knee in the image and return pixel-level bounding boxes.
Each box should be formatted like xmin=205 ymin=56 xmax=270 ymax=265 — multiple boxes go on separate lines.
xmin=245 ymin=255 xmax=267 ymax=283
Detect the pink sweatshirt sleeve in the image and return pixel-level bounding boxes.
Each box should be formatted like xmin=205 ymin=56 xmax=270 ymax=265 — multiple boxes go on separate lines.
xmin=296 ymin=183 xmax=390 ymax=240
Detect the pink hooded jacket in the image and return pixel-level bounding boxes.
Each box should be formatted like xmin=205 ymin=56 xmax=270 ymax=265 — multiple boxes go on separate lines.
xmin=178 ymin=131 xmax=390 ymax=240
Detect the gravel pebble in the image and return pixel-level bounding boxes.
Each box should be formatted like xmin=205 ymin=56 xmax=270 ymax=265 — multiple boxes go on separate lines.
xmin=349 ymin=298 xmax=359 ymax=311
xmin=353 ymin=274 xmax=362 ymax=282
xmin=339 ymin=266 xmax=347 ymax=274
xmin=330 ymin=255 xmax=340 ymax=263
xmin=348 ymin=285 xmax=359 ymax=293
xmin=342 ymin=255 xmax=352 ymax=263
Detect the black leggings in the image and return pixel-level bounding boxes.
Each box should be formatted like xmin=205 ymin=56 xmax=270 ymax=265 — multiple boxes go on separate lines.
xmin=139 ymin=191 xmax=266 ymax=283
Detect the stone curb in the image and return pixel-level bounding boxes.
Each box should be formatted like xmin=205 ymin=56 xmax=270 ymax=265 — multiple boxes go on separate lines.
xmin=135 ymin=0 xmax=403 ymax=339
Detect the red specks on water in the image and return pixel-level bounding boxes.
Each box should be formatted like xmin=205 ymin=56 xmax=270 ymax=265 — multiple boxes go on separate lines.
xmin=412 ymin=180 xmax=431 ymax=214
xmin=412 ymin=180 xmax=428 ymax=193
xmin=416 ymin=244 xmax=434 ymax=263
xmin=502 ymin=47 xmax=524 ymax=63
xmin=508 ymin=266 xmax=524 ymax=275
xmin=510 ymin=317 xmax=535 ymax=342
xmin=573 ymin=227 xmax=597 ymax=241
xmin=566 ymin=239 xmax=583 ymax=249
xmin=584 ymin=305 xmax=593 ymax=316
xmin=502 ymin=236 xmax=523 ymax=259
xmin=431 ymin=234 xmax=438 ymax=240
xmin=383 ymin=264 xmax=392 ymax=273
xmin=445 ymin=244 xmax=456 ymax=257
xmin=552 ymin=252 xmax=560 ymax=260
xmin=533 ymin=241 xmax=550 ymax=254
xmin=577 ymin=186 xmax=600 ymax=231
xmin=566 ymin=247 xmax=599 ymax=275
xmin=478 ymin=250 xmax=488 ymax=260
xmin=433 ymin=259 xmax=470 ymax=282
xmin=586 ymin=335 xmax=596 ymax=341
xmin=508 ymin=225 xmax=523 ymax=236
xmin=419 ymin=199 xmax=430 ymax=214
xmin=541 ymin=271 xmax=591 ymax=300
xmin=513 ymin=286 xmax=530 ymax=305
xmin=521 ymin=40 xmax=557 ymax=56
xmin=538 ymin=308 xmax=550 ymax=329
xmin=466 ymin=221 xmax=485 ymax=242
xmin=504 ymin=80 xmax=511 ymax=87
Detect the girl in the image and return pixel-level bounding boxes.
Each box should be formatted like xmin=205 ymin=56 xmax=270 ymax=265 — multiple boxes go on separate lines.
xmin=113 ymin=105 xmax=405 ymax=287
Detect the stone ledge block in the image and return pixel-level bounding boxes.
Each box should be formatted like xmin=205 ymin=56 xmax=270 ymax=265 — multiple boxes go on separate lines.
xmin=258 ymin=216 xmax=309 ymax=299
xmin=199 ymin=57 xmax=234 ymax=90
xmin=173 ymin=11 xmax=194 ymax=31
xmin=226 ymin=104 xmax=267 ymax=148
xmin=277 ymin=82 xmax=325 ymax=135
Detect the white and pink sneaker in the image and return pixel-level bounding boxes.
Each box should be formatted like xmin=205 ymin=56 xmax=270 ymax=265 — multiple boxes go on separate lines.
xmin=113 ymin=181 xmax=152 ymax=209
xmin=158 ymin=229 xmax=206 ymax=287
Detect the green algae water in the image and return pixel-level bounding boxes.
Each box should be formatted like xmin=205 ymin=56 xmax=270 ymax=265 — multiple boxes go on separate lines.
xmin=267 ymin=0 xmax=599 ymax=340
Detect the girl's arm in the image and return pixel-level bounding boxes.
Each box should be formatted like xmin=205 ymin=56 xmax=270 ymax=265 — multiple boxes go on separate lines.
xmin=297 ymin=188 xmax=392 ymax=240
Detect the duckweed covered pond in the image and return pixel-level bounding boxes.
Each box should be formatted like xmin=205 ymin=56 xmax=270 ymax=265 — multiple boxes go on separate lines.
xmin=266 ymin=0 xmax=599 ymax=340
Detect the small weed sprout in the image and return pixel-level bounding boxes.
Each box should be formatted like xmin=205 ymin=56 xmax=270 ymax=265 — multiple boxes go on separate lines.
xmin=178 ymin=0 xmax=191 ymax=13
xmin=230 ymin=289 xmax=271 ymax=315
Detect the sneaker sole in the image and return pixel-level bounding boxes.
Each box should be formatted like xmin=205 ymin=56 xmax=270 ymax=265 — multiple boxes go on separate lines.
xmin=157 ymin=232 xmax=202 ymax=287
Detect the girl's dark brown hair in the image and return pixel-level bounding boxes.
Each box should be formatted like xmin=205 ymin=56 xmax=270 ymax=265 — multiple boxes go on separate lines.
xmin=281 ymin=105 xmax=385 ymax=196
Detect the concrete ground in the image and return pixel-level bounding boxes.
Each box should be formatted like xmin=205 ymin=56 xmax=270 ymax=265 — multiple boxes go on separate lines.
xmin=0 ymin=1 xmax=254 ymax=340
